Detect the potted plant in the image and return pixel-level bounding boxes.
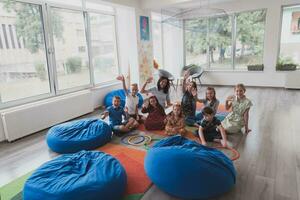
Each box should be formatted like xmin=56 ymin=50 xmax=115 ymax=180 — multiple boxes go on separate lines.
xmin=247 ymin=64 xmax=264 ymax=71
xmin=276 ymin=57 xmax=297 ymax=71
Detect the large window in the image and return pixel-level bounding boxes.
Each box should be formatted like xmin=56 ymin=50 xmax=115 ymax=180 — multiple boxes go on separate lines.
xmin=184 ymin=9 xmax=266 ymax=70
xmin=89 ymin=13 xmax=118 ymax=84
xmin=0 ymin=1 xmax=119 ymax=109
xmin=51 ymin=8 xmax=91 ymax=91
xmin=185 ymin=19 xmax=208 ymax=66
xmin=235 ymin=10 xmax=266 ymax=69
xmin=278 ymin=5 xmax=300 ymax=70
xmin=209 ymin=16 xmax=232 ymax=68
xmin=0 ymin=1 xmax=50 ymax=103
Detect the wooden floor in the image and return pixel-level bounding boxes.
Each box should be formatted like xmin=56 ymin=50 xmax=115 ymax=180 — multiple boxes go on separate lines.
xmin=1 ymin=86 xmax=300 ymax=200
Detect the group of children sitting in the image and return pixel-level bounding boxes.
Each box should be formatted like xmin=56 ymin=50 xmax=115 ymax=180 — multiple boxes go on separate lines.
xmin=101 ymin=72 xmax=252 ymax=148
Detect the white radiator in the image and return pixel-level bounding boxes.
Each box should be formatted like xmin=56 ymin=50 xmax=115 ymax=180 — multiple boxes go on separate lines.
xmin=1 ymin=90 xmax=94 ymax=142
xmin=285 ymin=71 xmax=300 ymax=89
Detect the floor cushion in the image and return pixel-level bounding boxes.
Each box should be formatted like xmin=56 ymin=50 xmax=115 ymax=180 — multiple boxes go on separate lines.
xmin=47 ymin=119 xmax=112 ymax=154
xmin=23 ymin=150 xmax=127 ymax=200
xmin=144 ymin=135 xmax=236 ymax=199
xmin=104 ymin=89 xmax=143 ymax=108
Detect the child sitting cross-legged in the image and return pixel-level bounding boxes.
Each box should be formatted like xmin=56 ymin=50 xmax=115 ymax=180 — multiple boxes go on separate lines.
xmin=141 ymin=95 xmax=166 ymax=131
xmin=165 ymin=103 xmax=186 ymax=136
xmin=116 ymin=75 xmax=141 ymax=123
xmin=197 ymin=106 xmax=227 ymax=147
xmin=101 ymin=96 xmax=138 ymax=136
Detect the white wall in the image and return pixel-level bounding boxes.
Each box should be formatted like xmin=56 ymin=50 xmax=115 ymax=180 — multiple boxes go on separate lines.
xmin=0 ymin=82 xmax=122 ymax=142
xmin=91 ymin=82 xmax=122 ymax=108
xmin=102 ymin=0 xmax=140 ymax=8
xmin=0 ymin=117 xmax=5 ymax=141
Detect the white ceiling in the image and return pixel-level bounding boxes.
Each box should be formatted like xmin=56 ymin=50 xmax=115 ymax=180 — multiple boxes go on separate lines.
xmin=141 ymin=0 xmax=239 ymax=9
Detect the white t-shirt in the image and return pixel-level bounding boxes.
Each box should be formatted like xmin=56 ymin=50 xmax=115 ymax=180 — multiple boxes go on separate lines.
xmin=148 ymin=87 xmax=170 ymax=108
xmin=125 ymin=94 xmax=139 ymax=115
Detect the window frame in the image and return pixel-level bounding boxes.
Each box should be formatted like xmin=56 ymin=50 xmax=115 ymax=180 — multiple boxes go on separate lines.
xmin=277 ymin=4 xmax=300 ymax=71
xmin=86 ymin=10 xmax=120 ymax=87
xmin=0 ymin=1 xmax=55 ymax=109
xmin=183 ymin=8 xmax=267 ymax=71
xmin=0 ymin=0 xmax=120 ymax=109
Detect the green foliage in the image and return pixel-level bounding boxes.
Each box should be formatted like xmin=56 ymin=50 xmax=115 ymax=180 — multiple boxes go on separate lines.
xmin=185 ymin=10 xmax=266 ymax=61
xmin=3 ymin=0 xmax=63 ymax=53
xmin=34 ymin=63 xmax=47 ymax=80
xmin=66 ymin=57 xmax=82 ymax=73
xmin=276 ymin=57 xmax=297 ymax=71
xmin=236 ymin=10 xmax=266 ymax=56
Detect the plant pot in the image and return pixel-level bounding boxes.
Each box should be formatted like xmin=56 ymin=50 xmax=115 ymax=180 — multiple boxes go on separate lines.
xmin=276 ymin=64 xmax=297 ymax=71
xmin=247 ymin=64 xmax=264 ymax=71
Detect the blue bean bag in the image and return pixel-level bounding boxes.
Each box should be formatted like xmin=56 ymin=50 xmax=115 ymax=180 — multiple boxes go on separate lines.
xmin=104 ymin=89 xmax=143 ymax=108
xmin=47 ymin=119 xmax=112 ymax=154
xmin=144 ymin=136 xmax=236 ymax=199
xmin=23 ymin=151 xmax=127 ymax=200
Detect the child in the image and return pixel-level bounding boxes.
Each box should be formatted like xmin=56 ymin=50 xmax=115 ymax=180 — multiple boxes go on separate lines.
xmin=198 ymin=106 xmax=227 ymax=147
xmin=165 ymin=103 xmax=186 ymax=136
xmin=196 ymin=87 xmax=220 ymax=121
xmin=141 ymin=95 xmax=166 ymax=130
xmin=141 ymin=76 xmax=172 ymax=108
xmin=116 ymin=75 xmax=141 ymax=123
xmin=222 ymin=83 xmax=253 ymax=134
xmin=181 ymin=73 xmax=201 ymax=127
xmin=101 ymin=96 xmax=137 ymax=136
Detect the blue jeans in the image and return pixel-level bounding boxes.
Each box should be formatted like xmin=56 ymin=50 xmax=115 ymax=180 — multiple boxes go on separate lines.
xmin=185 ymin=114 xmax=203 ymax=126
xmin=196 ymin=111 xmax=227 ymax=122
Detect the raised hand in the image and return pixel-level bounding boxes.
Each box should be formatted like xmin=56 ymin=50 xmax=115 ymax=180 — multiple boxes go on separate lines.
xmin=226 ymin=95 xmax=235 ymax=102
xmin=146 ymin=77 xmax=153 ymax=84
xmin=245 ymin=128 xmax=252 ymax=134
xmin=143 ymin=99 xmax=150 ymax=108
xmin=116 ymin=75 xmax=125 ymax=81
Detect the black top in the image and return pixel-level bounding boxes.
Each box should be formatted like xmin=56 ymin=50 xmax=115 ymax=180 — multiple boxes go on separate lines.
xmin=200 ymin=117 xmax=221 ymax=134
xmin=181 ymin=91 xmax=196 ymax=117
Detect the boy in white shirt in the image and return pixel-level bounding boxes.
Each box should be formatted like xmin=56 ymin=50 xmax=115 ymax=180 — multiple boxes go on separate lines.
xmin=117 ymin=75 xmax=140 ymax=127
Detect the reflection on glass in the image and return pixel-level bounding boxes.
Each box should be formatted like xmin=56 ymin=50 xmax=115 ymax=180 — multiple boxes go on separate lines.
xmin=51 ymin=8 xmax=90 ymax=90
xmin=90 ymin=13 xmax=118 ymax=84
xmin=185 ymin=19 xmax=208 ymax=67
xmin=279 ymin=5 xmax=300 ymax=70
xmin=235 ymin=10 xmax=266 ymax=69
xmin=209 ymin=16 xmax=232 ymax=69
xmin=0 ymin=2 xmax=50 ymax=103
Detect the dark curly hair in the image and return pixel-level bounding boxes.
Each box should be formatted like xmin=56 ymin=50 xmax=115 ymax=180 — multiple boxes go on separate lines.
xmin=157 ymin=76 xmax=170 ymax=94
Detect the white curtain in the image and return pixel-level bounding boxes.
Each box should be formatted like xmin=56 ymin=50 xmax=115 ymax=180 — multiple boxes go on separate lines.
xmin=162 ymin=23 xmax=184 ymax=79
xmin=115 ymin=6 xmax=139 ymax=85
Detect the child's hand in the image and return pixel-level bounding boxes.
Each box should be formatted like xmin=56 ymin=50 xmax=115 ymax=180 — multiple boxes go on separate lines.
xmin=100 ymin=114 xmax=105 ymax=120
xmin=202 ymin=141 xmax=207 ymax=146
xmin=245 ymin=128 xmax=252 ymax=134
xmin=136 ymin=115 xmax=140 ymax=121
xmin=221 ymin=140 xmax=227 ymax=148
xmin=226 ymin=95 xmax=235 ymax=102
xmin=146 ymin=77 xmax=153 ymax=84
xmin=116 ymin=75 xmax=125 ymax=81
xmin=143 ymin=99 xmax=149 ymax=108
